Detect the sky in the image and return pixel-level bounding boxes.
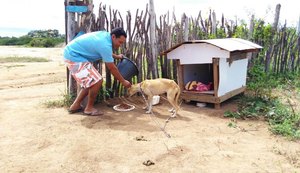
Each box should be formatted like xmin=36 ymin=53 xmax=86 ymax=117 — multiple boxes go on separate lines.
xmin=0 ymin=0 xmax=299 ymax=37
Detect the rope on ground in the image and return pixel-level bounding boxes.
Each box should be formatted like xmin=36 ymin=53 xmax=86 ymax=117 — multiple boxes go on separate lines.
xmin=121 ymin=95 xmax=183 ymax=152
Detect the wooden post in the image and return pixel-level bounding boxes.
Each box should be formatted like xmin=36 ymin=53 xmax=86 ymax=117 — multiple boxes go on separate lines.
xmin=149 ymin=0 xmax=158 ymax=78
xmin=273 ymin=4 xmax=281 ymax=32
xmin=183 ymin=14 xmax=189 ymax=41
xmin=212 ymin=58 xmax=220 ymax=109
xmin=79 ymin=0 xmax=94 ymax=33
xmin=248 ymin=14 xmax=254 ymax=40
xmin=66 ymin=0 xmax=77 ymax=97
xmin=298 ymin=16 xmax=300 ymax=35
xmin=65 ymin=0 xmax=93 ymax=100
xmin=265 ymin=3 xmax=281 ymax=72
xmin=212 ymin=11 xmax=217 ymax=36
xmin=176 ymin=60 xmax=183 ymax=92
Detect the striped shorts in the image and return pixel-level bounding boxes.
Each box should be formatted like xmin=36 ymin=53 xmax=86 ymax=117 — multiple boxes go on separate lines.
xmin=64 ymin=59 xmax=102 ymax=89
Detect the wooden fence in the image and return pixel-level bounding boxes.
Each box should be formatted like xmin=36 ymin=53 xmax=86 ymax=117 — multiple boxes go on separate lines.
xmin=65 ymin=1 xmax=300 ymax=98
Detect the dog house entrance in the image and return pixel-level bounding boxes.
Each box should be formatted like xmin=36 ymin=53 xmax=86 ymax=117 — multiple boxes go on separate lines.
xmin=183 ymin=63 xmax=214 ymax=94
xmin=177 ymin=58 xmax=221 ymax=108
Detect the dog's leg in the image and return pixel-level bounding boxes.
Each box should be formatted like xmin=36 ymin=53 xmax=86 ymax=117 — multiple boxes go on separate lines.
xmin=142 ymin=95 xmax=148 ymax=110
xmin=168 ymin=108 xmax=175 ymax=113
xmin=173 ymin=88 xmax=181 ymax=117
xmin=171 ymin=111 xmax=176 ymax=118
xmin=142 ymin=105 xmax=148 ymax=110
xmin=167 ymin=91 xmax=178 ymax=117
xmin=146 ymin=96 xmax=153 ymax=114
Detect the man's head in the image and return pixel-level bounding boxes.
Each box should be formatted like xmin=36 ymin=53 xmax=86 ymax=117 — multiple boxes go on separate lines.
xmin=111 ymin=27 xmax=127 ymax=49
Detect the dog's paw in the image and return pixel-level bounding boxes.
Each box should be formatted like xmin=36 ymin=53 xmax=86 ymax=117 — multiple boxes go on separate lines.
xmin=171 ymin=112 xmax=177 ymax=118
xmin=146 ymin=111 xmax=152 ymax=114
xmin=142 ymin=106 xmax=148 ymax=110
xmin=168 ymin=108 xmax=175 ymax=113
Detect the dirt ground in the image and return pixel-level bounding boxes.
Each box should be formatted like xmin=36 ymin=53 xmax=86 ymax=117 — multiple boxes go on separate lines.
xmin=0 ymin=46 xmax=299 ymax=173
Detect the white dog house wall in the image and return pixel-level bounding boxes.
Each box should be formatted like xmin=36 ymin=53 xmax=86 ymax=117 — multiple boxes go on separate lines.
xmin=162 ymin=38 xmax=262 ymax=108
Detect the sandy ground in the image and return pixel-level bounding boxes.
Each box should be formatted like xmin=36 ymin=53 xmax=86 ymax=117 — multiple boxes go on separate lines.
xmin=0 ymin=46 xmax=299 ymax=173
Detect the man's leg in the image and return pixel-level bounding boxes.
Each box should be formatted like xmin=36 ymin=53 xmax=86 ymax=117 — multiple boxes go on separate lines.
xmin=84 ymin=80 xmax=103 ymax=114
xmin=66 ymin=61 xmax=103 ymax=115
xmin=69 ymin=87 xmax=89 ymax=111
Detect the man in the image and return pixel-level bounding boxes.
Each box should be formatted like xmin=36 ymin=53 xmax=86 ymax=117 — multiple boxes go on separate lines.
xmin=64 ymin=27 xmax=131 ymax=116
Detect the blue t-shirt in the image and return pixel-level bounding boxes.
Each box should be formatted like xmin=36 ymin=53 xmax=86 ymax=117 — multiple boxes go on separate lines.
xmin=64 ymin=31 xmax=114 ymax=62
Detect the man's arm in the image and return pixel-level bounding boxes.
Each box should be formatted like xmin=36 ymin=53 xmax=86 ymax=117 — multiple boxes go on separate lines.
xmin=112 ymin=53 xmax=123 ymax=59
xmin=105 ymin=62 xmax=131 ymax=88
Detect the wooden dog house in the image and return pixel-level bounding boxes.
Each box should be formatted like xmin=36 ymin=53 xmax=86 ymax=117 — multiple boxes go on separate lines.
xmin=162 ymin=38 xmax=262 ymax=108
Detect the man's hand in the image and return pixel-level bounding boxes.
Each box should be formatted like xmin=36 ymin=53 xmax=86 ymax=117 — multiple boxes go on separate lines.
xmin=122 ymin=80 xmax=131 ymax=88
xmin=105 ymin=62 xmax=131 ymax=88
xmin=112 ymin=54 xmax=123 ymax=59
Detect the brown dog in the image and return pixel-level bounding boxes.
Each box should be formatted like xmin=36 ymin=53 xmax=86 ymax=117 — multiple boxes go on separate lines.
xmin=128 ymin=78 xmax=180 ymax=117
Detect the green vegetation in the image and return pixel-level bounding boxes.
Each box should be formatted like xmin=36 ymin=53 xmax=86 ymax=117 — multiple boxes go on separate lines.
xmin=0 ymin=29 xmax=65 ymax=47
xmin=0 ymin=56 xmax=49 ymax=63
xmin=28 ymin=37 xmax=64 ymax=47
xmin=1 ymin=64 xmax=25 ymax=69
xmin=196 ymin=17 xmax=300 ymax=140
xmin=225 ymin=64 xmax=300 ymax=140
xmin=43 ymin=91 xmax=74 ymax=108
xmin=43 ymin=84 xmax=111 ymax=109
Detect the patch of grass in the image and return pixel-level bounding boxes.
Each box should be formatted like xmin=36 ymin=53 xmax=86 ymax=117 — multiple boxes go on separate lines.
xmin=225 ymin=71 xmax=300 ymax=140
xmin=43 ymin=91 xmax=74 ymax=108
xmin=1 ymin=64 xmax=25 ymax=69
xmin=225 ymin=96 xmax=273 ymax=119
xmin=43 ymin=100 xmax=66 ymax=108
xmin=226 ymin=94 xmax=300 ymax=139
xmin=228 ymin=121 xmax=237 ymax=128
xmin=43 ymin=84 xmax=111 ymax=109
xmin=0 ymin=56 xmax=49 ymax=63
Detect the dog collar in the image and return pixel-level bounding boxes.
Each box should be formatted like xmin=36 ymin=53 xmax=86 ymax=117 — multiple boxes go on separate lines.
xmin=139 ymin=82 xmax=147 ymax=96
xmin=139 ymin=83 xmax=143 ymax=93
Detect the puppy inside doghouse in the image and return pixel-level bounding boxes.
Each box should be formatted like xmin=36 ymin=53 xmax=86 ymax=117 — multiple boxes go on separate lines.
xmin=127 ymin=78 xmax=180 ymax=117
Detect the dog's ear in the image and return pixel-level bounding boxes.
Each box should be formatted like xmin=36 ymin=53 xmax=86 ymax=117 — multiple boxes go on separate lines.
xmin=127 ymin=84 xmax=140 ymax=97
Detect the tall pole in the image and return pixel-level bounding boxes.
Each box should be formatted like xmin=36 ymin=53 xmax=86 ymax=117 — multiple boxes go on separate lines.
xmin=149 ymin=0 xmax=158 ymax=78
xmin=65 ymin=0 xmax=77 ymax=97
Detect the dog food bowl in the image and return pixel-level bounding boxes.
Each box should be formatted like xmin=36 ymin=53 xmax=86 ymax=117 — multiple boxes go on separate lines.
xmin=196 ymin=102 xmax=206 ymax=107
xmin=152 ymin=95 xmax=160 ymax=105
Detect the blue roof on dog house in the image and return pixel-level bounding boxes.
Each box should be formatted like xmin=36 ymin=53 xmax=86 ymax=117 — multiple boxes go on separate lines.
xmin=162 ymin=38 xmax=262 ymax=108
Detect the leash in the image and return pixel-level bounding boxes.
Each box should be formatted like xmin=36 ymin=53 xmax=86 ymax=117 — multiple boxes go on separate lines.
xmin=121 ymin=84 xmax=184 ymax=153
xmin=138 ymin=85 xmax=185 ymax=153
xmin=138 ymin=83 xmax=173 ymax=138
xmin=121 ymin=86 xmax=185 ymax=153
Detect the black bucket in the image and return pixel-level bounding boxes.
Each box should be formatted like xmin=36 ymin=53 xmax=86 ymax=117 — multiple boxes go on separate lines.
xmin=117 ymin=56 xmax=139 ymax=81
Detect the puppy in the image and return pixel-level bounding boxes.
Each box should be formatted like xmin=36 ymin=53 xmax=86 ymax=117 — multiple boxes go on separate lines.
xmin=128 ymin=78 xmax=180 ymax=117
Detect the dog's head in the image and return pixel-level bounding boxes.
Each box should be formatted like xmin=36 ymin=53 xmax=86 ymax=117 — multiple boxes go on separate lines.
xmin=127 ymin=83 xmax=140 ymax=97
